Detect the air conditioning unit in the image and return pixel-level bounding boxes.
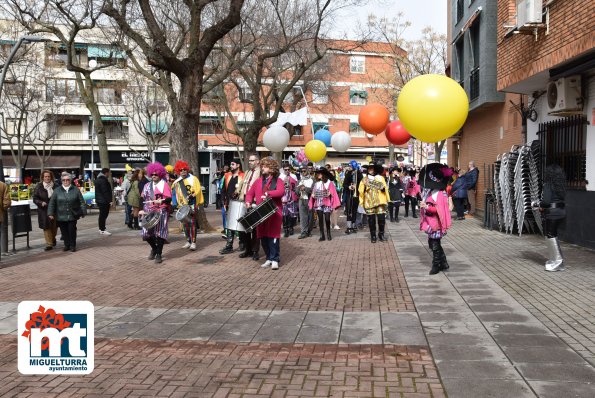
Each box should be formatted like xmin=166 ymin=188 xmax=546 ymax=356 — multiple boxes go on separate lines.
xmin=516 ymin=0 xmax=543 ymax=27
xmin=198 ymin=139 xmax=208 ymax=149
xmin=546 ymin=76 xmax=582 ymax=113
xmin=238 ymin=88 xmax=253 ymax=103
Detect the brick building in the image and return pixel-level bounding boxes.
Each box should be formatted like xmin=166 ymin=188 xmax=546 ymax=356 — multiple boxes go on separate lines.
xmin=196 ymin=40 xmax=408 ymax=168
xmin=496 ymin=0 xmax=595 ymax=249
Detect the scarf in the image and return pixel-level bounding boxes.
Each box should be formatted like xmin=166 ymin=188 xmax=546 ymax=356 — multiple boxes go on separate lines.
xmin=43 ymin=181 xmax=54 ymax=198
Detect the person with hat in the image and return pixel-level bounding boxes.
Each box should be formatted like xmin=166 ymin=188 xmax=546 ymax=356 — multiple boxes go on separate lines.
xmin=220 ymin=159 xmax=245 ymax=254
xmin=280 ymin=163 xmax=299 ymax=237
xmin=358 ymin=163 xmax=390 ymax=243
xmin=309 ymin=167 xmax=341 ymax=241
xmin=296 ymin=165 xmax=315 ymax=239
xmin=418 ymin=163 xmax=453 ymax=275
xmin=404 ymin=168 xmax=420 ymax=218
xmin=172 ymin=160 xmax=204 ymax=251
xmin=387 ymin=167 xmax=404 ymax=222
xmin=343 ymin=161 xmax=363 ymax=234
xmin=237 ymin=153 xmax=261 ymax=260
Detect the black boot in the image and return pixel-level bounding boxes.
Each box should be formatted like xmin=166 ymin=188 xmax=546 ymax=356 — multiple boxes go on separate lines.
xmin=378 ymin=214 xmax=387 ymax=242
xmin=148 ymin=249 xmax=156 ymax=260
xmin=327 ymin=226 xmax=332 ymax=241
xmin=429 ymin=239 xmax=441 ymax=275
xmin=133 ymin=217 xmax=140 ymax=230
xmin=369 ymin=215 xmax=377 ymax=243
xmin=219 ymin=229 xmax=235 ymax=254
xmin=439 ymin=243 xmax=449 ymax=271
xmin=317 ymin=211 xmax=325 ymax=241
xmin=147 ymin=238 xmax=157 ymax=260
xmin=325 ymin=213 xmax=332 ymax=241
xmin=154 ymin=254 xmax=162 ymax=264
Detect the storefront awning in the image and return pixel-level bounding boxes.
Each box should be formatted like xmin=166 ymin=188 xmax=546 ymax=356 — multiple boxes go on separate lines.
xmin=87 ymin=45 xmax=126 ymax=59
xmin=24 ymin=155 xmax=81 ymax=170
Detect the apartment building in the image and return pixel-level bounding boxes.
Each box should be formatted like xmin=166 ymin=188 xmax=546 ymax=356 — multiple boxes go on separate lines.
xmin=196 ymin=40 xmax=408 ymax=167
xmin=446 ymin=0 xmax=524 ymax=218
xmin=496 ymin=0 xmax=595 ymax=249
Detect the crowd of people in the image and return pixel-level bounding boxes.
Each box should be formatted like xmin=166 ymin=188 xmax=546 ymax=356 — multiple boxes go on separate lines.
xmin=34 ymin=156 xmax=563 ymax=276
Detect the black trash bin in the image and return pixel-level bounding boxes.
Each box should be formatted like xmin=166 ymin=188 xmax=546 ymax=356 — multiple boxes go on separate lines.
xmin=11 ymin=204 xmax=32 ymax=252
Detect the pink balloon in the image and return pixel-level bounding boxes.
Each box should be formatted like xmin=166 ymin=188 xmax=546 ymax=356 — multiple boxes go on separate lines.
xmin=385 ymin=121 xmax=411 ymax=145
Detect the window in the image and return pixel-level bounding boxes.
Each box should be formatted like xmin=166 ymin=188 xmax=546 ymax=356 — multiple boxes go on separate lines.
xmin=349 ymin=56 xmax=365 ymax=74
xmin=312 ymin=91 xmax=328 ymax=104
xmin=312 ymin=122 xmax=327 ymax=134
xmin=87 ymin=45 xmax=126 ymax=68
xmin=5 ymin=118 xmax=26 ymax=136
xmin=4 ymin=81 xmax=25 ymax=96
xmin=349 ymin=89 xmax=368 ymax=106
xmin=456 ymin=0 xmax=464 ymax=23
xmin=45 ymin=43 xmax=85 ymax=67
xmin=202 ymin=85 xmax=224 ymax=103
xmin=455 ymin=39 xmax=464 ymax=86
xmin=238 ymin=85 xmax=253 ymax=103
xmin=349 ymin=122 xmax=365 ymax=137
xmin=292 ymin=125 xmax=303 ymax=136
xmin=103 ymin=119 xmax=128 ymax=140
xmin=199 ymin=116 xmax=224 ymax=135
xmin=538 ymin=115 xmax=587 ymax=190
xmin=49 ymin=118 xmax=83 ymax=140
xmin=46 ymin=78 xmax=83 ymax=103
xmin=94 ymin=81 xmax=126 ymax=104
xmin=469 ymin=22 xmax=480 ymax=100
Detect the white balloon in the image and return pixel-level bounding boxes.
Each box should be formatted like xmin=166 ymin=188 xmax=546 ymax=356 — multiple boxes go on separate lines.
xmin=331 ymin=131 xmax=351 ymax=152
xmin=263 ymin=126 xmax=290 ymax=152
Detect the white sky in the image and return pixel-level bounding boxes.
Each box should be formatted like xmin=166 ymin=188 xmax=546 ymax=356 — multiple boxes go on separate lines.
xmin=336 ymin=0 xmax=448 ymax=41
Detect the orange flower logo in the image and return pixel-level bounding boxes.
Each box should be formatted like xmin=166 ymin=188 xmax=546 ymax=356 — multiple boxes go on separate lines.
xmin=21 ymin=305 xmax=72 ymax=350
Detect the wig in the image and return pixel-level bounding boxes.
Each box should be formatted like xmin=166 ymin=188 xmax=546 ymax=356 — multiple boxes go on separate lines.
xmin=260 ymin=157 xmax=280 ymax=176
xmin=174 ymin=160 xmax=190 ymax=174
xmin=146 ymin=162 xmax=168 ymax=179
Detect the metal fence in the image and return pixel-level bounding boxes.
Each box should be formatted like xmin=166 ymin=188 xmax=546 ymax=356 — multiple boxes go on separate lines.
xmin=537 ymin=115 xmax=587 ymax=190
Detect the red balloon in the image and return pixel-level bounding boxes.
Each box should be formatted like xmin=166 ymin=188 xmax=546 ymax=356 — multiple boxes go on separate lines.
xmin=385 ymin=121 xmax=411 ymax=145
xmin=358 ymin=103 xmax=390 ymax=135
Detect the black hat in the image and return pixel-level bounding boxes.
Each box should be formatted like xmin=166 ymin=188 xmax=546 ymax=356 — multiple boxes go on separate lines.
xmin=418 ymin=163 xmax=449 ymax=190
xmin=366 ymin=162 xmax=384 ymax=175
xmin=315 ymin=167 xmax=333 ymax=180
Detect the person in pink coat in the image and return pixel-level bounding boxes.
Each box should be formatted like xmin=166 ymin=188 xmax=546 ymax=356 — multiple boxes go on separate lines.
xmin=418 ymin=163 xmax=453 ymax=275
xmin=308 ymin=167 xmax=341 ymax=241
xmin=404 ymin=169 xmax=421 ymax=218
xmin=245 ymin=157 xmax=285 ymax=270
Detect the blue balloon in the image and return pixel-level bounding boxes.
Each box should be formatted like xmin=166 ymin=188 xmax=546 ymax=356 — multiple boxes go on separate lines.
xmin=314 ymin=129 xmax=332 ymax=147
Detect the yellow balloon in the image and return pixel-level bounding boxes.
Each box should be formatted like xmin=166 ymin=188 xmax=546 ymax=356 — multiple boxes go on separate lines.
xmin=397 ymin=74 xmax=469 ymax=143
xmin=304 ymin=140 xmax=327 ymax=163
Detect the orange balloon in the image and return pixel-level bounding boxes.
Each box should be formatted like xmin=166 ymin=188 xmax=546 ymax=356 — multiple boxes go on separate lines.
xmin=358 ymin=103 xmax=390 ymax=135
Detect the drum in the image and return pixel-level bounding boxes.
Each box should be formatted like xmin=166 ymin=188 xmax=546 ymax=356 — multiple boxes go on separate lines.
xmin=140 ymin=211 xmax=160 ymax=230
xmin=238 ymin=198 xmax=277 ymax=232
xmin=175 ymin=205 xmax=194 ymax=224
xmin=226 ymin=200 xmax=247 ymax=232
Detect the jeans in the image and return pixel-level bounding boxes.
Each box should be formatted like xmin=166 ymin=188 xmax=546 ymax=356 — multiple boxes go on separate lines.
xmin=261 ymin=237 xmax=280 ymax=262
xmin=453 ymin=197 xmax=467 ymax=218
xmin=58 ymin=220 xmax=78 ymax=249
xmin=125 ymin=203 xmax=132 ymax=224
xmin=221 ymin=205 xmax=227 ymax=230
xmin=98 ymin=203 xmax=110 ymax=231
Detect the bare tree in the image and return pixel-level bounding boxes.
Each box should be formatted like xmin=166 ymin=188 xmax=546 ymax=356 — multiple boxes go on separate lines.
xmin=369 ymin=14 xmax=448 ymax=163
xmin=209 ymin=0 xmax=365 ymax=162
xmin=4 ymin=0 xmax=128 ymax=170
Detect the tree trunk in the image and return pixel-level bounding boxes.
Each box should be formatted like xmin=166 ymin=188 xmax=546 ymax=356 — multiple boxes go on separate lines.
xmin=388 ymin=144 xmax=395 ymax=163
xmin=434 ymin=140 xmax=446 ymax=163
xmin=168 ymin=72 xmax=216 ymax=232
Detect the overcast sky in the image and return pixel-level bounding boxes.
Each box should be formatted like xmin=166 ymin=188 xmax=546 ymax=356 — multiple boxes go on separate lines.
xmin=337 ymin=0 xmax=448 ymax=41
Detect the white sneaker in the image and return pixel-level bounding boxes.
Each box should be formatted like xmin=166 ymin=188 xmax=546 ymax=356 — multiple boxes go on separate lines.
xmin=271 ymin=261 xmax=279 ymax=270
xmin=190 ymin=243 xmax=196 ymax=251
xmin=182 ymin=242 xmax=191 ymax=249
xmin=333 ymin=225 xmax=340 ymax=230
xmin=99 ymin=230 xmax=112 ymax=236
xmin=261 ymin=260 xmax=271 ymax=268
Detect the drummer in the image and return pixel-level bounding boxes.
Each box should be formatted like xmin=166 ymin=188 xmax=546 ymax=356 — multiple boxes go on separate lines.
xmin=245 ymin=157 xmax=285 ymax=270
xmin=237 ymin=154 xmax=261 ymax=260
xmin=220 ymin=159 xmax=245 ymax=254
xmin=172 ymin=160 xmax=204 ymax=251
xmin=139 ymin=162 xmax=172 ymax=264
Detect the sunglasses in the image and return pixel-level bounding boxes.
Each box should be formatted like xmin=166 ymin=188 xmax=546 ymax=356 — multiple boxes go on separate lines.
xmin=151 ymin=173 xmax=159 ymax=177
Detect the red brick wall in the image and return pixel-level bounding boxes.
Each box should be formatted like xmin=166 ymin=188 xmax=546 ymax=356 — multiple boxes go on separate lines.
xmin=497 ymin=0 xmax=595 ymax=91
xmin=448 ymin=94 xmax=524 ymax=214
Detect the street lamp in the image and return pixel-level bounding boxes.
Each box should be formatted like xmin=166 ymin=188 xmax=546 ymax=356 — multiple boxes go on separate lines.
xmin=0 ymin=35 xmax=48 ymax=254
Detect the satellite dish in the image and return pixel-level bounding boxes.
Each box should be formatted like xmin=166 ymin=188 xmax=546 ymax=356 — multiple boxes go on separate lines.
xmin=547 ymin=81 xmax=558 ymax=110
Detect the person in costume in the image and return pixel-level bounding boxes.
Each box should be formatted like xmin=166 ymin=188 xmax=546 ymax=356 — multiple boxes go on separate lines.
xmin=404 ymin=168 xmax=420 ymax=218
xmin=359 ymin=163 xmax=389 ymax=243
xmin=280 ymin=164 xmax=299 ymax=237
xmin=418 ymin=163 xmax=453 ymax=275
xmin=535 ymin=164 xmax=567 ymax=272
xmin=296 ymin=165 xmax=315 ymax=239
xmin=309 ymin=167 xmax=341 ymax=241
xmin=172 ymin=160 xmax=204 ymax=251
xmin=220 ymin=159 xmax=245 ymax=254
xmin=387 ymin=167 xmax=404 ymax=222
xmin=245 ymin=157 xmax=285 ymax=270
xmin=237 ymin=153 xmax=261 ymax=260
xmin=344 ymin=161 xmax=363 ymax=234
xmin=139 ymin=162 xmax=172 ymax=264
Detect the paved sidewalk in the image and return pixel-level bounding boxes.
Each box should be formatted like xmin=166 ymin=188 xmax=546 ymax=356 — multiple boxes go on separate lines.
xmin=389 ymin=216 xmax=595 ymax=397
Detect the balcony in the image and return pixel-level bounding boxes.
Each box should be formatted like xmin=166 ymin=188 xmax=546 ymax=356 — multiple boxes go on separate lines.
xmin=470 ymin=67 xmax=480 ymax=101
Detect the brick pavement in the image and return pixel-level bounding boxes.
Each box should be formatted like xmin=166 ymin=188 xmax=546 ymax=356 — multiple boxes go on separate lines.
xmin=0 ymin=210 xmax=413 ymax=312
